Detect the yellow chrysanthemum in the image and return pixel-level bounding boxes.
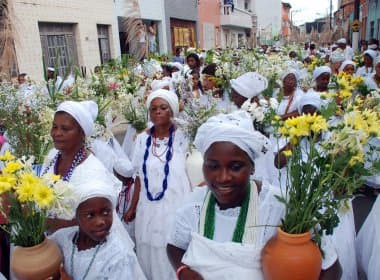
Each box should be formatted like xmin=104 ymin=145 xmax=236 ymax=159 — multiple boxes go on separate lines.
xmin=3 ymin=161 xmax=23 ymax=174
xmin=282 ymin=150 xmax=293 ymax=157
xmin=34 ymin=185 xmax=54 ymax=209
xmin=0 ymin=151 xmax=15 ymax=162
xmin=348 ymin=154 xmax=364 ymax=166
xmin=0 ymin=174 xmax=15 ymax=194
xmin=16 ymin=182 xmax=35 ymax=203
xmin=20 ymin=173 xmax=40 ymax=186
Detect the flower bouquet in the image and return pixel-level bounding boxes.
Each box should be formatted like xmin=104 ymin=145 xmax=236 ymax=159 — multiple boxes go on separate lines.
xmin=241 ymin=97 xmax=278 ymax=135
xmin=263 ymin=108 xmax=380 ymax=279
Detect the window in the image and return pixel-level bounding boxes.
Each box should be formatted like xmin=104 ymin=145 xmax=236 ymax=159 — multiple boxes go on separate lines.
xmin=39 ymin=23 xmax=78 ymax=77
xmin=244 ymin=0 xmax=249 ymax=10
xmin=370 ymin=21 xmax=375 ymax=38
xmin=97 ymin=25 xmax=111 ymax=64
xmin=377 ymin=19 xmax=380 ymax=40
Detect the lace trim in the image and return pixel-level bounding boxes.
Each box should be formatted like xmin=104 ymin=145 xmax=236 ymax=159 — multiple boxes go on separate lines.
xmin=215 ymin=205 xmax=241 ymax=217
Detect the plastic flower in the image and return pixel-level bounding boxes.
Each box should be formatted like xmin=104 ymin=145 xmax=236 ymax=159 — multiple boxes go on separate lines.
xmin=34 ymin=184 xmax=55 ymax=209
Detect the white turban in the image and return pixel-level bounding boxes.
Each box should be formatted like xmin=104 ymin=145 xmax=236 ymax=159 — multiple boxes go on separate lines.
xmin=169 ymin=62 xmax=184 ymax=72
xmin=56 ymin=100 xmax=98 ymax=137
xmin=146 ymin=89 xmax=179 ymax=117
xmin=363 ymin=49 xmax=378 ymax=60
xmin=297 ymin=92 xmax=323 ymax=114
xmin=47 ymin=67 xmax=55 ymax=72
xmin=281 ymin=68 xmax=299 ymax=82
xmin=230 ymin=72 xmax=268 ymax=99
xmin=337 ymin=38 xmax=347 ymax=44
xmin=339 ymin=60 xmax=356 ymax=72
xmin=330 ymin=51 xmax=345 ymax=63
xmin=368 ymin=44 xmax=378 ymax=50
xmin=151 ymin=79 xmax=170 ymax=91
xmin=312 ymin=66 xmax=331 ymax=81
xmin=72 ymin=174 xmax=117 ymax=209
xmin=194 ymin=111 xmax=270 ymax=162
xmin=113 ymin=157 xmax=134 ymax=178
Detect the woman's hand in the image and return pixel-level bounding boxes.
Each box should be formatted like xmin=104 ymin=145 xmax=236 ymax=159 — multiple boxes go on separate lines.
xmin=179 ymin=268 xmax=204 ymax=280
xmin=123 ymin=208 xmax=136 ymax=223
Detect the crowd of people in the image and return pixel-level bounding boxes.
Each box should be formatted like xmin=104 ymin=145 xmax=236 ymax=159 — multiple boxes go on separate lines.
xmin=0 ymin=37 xmax=380 ymax=280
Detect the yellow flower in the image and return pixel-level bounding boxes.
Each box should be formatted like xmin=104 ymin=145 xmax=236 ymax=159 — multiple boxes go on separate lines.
xmin=3 ymin=161 xmax=23 ymax=174
xmin=282 ymin=150 xmax=293 ymax=157
xmin=49 ymin=174 xmax=61 ymax=183
xmin=20 ymin=173 xmax=40 ymax=186
xmin=34 ymin=185 xmax=54 ymax=209
xmin=348 ymin=154 xmax=364 ymax=166
xmin=0 ymin=151 xmax=15 ymax=162
xmin=0 ymin=174 xmax=16 ymax=194
xmin=16 ymin=182 xmax=35 ymax=202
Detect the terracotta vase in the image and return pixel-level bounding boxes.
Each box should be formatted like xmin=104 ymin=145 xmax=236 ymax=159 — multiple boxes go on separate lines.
xmin=11 ymin=238 xmax=63 ymax=280
xmin=261 ymin=228 xmax=322 ymax=280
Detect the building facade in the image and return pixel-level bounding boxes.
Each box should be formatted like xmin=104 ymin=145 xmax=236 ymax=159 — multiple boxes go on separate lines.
xmin=281 ymin=2 xmax=292 ymax=42
xmin=11 ymin=0 xmax=120 ymax=80
xmin=198 ymin=0 xmax=221 ymax=49
xmin=115 ymin=0 xmax=168 ymax=54
xmin=220 ymin=0 xmax=254 ymax=48
xmin=164 ymin=0 xmax=198 ymax=53
xmin=367 ymin=0 xmax=380 ymax=40
xmin=254 ymin=0 xmax=282 ymax=45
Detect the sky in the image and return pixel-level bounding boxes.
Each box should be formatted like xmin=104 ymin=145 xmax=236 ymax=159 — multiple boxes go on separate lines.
xmin=285 ymin=0 xmax=338 ymax=26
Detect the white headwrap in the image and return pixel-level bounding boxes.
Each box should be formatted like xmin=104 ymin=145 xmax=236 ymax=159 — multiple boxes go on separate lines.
xmin=47 ymin=67 xmax=55 ymax=72
xmin=339 ymin=60 xmax=356 ymax=72
xmin=281 ymin=68 xmax=299 ymax=82
xmin=368 ymin=44 xmax=378 ymax=50
xmin=375 ymin=56 xmax=380 ymax=66
xmin=230 ymin=72 xmax=268 ymax=99
xmin=146 ymin=89 xmax=179 ymax=117
xmin=169 ymin=62 xmax=184 ymax=73
xmin=337 ymin=38 xmax=347 ymax=44
xmin=56 ymin=100 xmax=98 ymax=137
xmin=364 ymin=49 xmax=378 ymax=60
xmin=297 ymin=92 xmax=323 ymax=114
xmin=73 ymin=176 xmax=117 ymax=210
xmin=151 ymin=79 xmax=170 ymax=91
xmin=312 ymin=66 xmax=331 ymax=81
xmin=194 ymin=111 xmax=270 ymax=162
xmin=330 ymin=51 xmax=346 ymax=63
xmin=113 ymin=157 xmax=134 ymax=178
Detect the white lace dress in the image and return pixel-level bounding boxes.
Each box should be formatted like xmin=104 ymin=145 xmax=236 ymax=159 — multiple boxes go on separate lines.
xmin=168 ymin=182 xmax=338 ymax=279
xmin=132 ymin=129 xmax=192 ymax=280
xmin=50 ymin=226 xmax=146 ymax=280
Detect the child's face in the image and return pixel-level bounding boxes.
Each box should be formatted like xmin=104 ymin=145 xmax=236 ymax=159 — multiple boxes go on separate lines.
xmin=203 ymin=142 xmax=253 ymax=209
xmin=77 ymin=197 xmax=113 ymax=242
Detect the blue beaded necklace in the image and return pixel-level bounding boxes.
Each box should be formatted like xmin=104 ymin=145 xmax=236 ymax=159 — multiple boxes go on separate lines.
xmin=142 ymin=125 xmax=174 ymax=201
xmin=41 ymin=146 xmax=87 ymax=181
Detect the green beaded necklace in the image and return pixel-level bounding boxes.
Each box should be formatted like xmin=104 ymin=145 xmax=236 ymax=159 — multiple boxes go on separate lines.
xmin=203 ymin=184 xmax=251 ymax=243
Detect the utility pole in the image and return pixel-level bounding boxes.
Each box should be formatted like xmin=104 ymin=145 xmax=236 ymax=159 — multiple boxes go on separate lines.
xmin=329 ymin=0 xmax=332 ymax=30
xmin=352 ymin=0 xmax=360 ymax=51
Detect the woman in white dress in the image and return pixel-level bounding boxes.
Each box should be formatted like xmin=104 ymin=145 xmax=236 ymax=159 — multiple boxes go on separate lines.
xmin=364 ymin=56 xmax=380 ymax=90
xmin=50 ymin=172 xmax=145 ymax=279
xmin=356 ymin=50 xmax=377 ymax=78
xmin=41 ymin=101 xmax=121 ymax=233
xmin=125 ymin=89 xmax=191 ymax=280
xmin=276 ymin=69 xmax=304 ymax=120
xmin=167 ymin=111 xmax=340 ymax=280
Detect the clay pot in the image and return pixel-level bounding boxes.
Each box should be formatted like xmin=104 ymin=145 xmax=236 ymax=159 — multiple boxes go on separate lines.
xmin=261 ymin=228 xmax=322 ymax=280
xmin=11 ymin=238 xmax=63 ymax=280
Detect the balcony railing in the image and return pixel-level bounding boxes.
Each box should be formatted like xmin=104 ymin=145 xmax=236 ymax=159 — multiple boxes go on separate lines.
xmin=220 ymin=4 xmax=253 ymax=29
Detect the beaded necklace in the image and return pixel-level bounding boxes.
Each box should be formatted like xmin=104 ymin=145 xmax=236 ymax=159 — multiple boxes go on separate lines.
xmin=70 ymin=232 xmax=103 ymax=280
xmin=142 ymin=125 xmax=174 ymax=201
xmin=203 ymin=184 xmax=251 ymax=243
xmin=41 ymin=146 xmax=86 ymax=181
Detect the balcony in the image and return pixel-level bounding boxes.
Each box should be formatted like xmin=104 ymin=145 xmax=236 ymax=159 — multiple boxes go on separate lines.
xmin=220 ymin=5 xmax=253 ymax=29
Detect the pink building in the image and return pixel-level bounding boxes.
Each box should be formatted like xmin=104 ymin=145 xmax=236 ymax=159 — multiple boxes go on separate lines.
xmin=198 ymin=0 xmax=221 ymax=49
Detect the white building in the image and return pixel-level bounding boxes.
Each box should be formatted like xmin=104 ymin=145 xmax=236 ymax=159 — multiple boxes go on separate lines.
xmin=114 ymin=0 xmax=168 ymax=54
xmin=11 ymin=0 xmax=120 ymax=80
xmin=253 ymin=0 xmax=282 ymax=45
xmin=220 ymin=0 xmax=254 ymax=48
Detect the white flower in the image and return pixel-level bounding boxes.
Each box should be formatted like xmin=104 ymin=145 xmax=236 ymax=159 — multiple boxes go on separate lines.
xmin=259 ymin=99 xmax=268 ymax=107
